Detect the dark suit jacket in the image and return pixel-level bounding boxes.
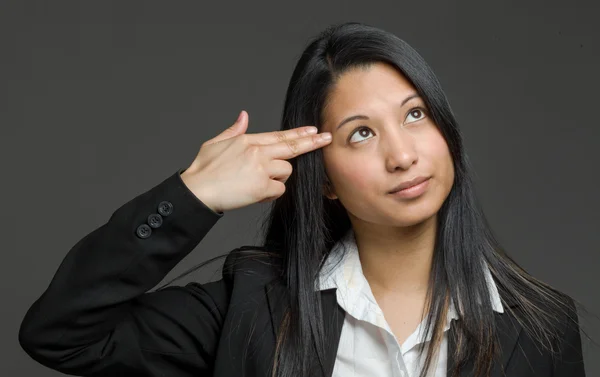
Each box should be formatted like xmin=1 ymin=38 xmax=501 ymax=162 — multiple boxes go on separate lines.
xmin=19 ymin=169 xmax=586 ymax=377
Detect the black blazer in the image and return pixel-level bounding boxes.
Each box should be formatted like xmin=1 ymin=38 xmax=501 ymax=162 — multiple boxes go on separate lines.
xmin=19 ymin=169 xmax=586 ymax=377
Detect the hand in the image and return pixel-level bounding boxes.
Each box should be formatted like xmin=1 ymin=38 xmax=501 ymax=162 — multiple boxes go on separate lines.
xmin=180 ymin=110 xmax=332 ymax=213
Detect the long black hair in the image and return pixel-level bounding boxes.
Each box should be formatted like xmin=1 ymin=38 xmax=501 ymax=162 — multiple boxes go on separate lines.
xmin=158 ymin=21 xmax=588 ymax=377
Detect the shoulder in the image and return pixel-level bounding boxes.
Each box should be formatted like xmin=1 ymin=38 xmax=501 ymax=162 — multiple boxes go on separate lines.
xmin=549 ymin=294 xmax=586 ymax=374
xmin=222 ymin=246 xmax=283 ymax=287
xmin=181 ymin=246 xmax=282 ymax=312
xmin=503 ymin=288 xmax=583 ymax=355
xmin=498 ymin=279 xmax=579 ymax=324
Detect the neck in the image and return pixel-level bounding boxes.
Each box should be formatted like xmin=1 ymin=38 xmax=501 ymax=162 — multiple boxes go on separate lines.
xmin=350 ymin=214 xmax=437 ymax=295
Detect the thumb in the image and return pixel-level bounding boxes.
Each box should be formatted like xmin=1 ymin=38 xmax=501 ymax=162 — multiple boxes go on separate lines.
xmin=208 ymin=110 xmax=248 ymax=145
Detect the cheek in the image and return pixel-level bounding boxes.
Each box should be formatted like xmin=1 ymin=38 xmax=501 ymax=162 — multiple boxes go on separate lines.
xmin=327 ymin=156 xmax=378 ymax=196
xmin=427 ymin=134 xmax=455 ymax=186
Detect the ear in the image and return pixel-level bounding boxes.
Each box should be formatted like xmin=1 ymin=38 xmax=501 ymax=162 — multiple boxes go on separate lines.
xmin=323 ymin=179 xmax=338 ymax=200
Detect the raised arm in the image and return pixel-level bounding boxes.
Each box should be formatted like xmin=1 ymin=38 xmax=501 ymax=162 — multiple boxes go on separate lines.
xmin=19 ymin=110 xmax=332 ymax=376
xmin=19 ymin=169 xmax=231 ymax=376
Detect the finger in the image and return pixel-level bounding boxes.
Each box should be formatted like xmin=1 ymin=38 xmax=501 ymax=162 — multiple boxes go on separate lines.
xmin=247 ymin=126 xmax=318 ymax=145
xmin=264 ymin=159 xmax=293 ymax=182
xmin=264 ymin=180 xmax=286 ymax=201
xmin=262 ymin=132 xmax=332 ymax=160
xmin=208 ymin=110 xmax=249 ymax=145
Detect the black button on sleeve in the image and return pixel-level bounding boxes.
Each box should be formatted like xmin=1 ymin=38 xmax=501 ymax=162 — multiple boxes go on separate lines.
xmin=136 ymin=224 xmax=152 ymax=239
xmin=157 ymin=201 xmax=173 ymax=216
xmin=147 ymin=213 xmax=163 ymax=228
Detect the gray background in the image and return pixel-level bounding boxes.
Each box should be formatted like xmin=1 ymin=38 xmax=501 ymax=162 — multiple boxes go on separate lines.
xmin=2 ymin=1 xmax=598 ymax=375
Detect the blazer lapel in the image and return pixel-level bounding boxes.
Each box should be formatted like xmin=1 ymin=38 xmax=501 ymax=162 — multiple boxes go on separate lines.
xmin=266 ymin=279 xmax=522 ymax=377
xmin=265 ymin=280 xmax=344 ymax=377
xmin=319 ymin=288 xmax=346 ymax=376
xmin=264 ymin=279 xmax=289 ymax=345
xmin=446 ymin=301 xmax=522 ymax=377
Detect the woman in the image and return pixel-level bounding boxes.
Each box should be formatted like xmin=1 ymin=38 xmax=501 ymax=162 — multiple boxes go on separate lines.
xmin=19 ymin=22 xmax=586 ymax=377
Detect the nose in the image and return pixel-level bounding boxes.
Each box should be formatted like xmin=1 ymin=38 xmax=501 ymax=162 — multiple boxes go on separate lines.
xmin=383 ymin=127 xmax=418 ymax=172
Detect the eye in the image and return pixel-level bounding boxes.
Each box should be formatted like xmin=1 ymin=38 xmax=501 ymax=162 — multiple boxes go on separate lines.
xmin=348 ymin=126 xmax=374 ymax=144
xmin=347 ymin=107 xmax=428 ymax=144
xmin=405 ymin=107 xmax=427 ymax=124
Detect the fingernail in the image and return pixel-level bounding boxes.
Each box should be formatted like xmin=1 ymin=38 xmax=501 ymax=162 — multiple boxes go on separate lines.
xmin=321 ymin=132 xmax=332 ymax=140
xmin=306 ymin=127 xmax=318 ymax=134
xmin=236 ymin=111 xmax=244 ymax=123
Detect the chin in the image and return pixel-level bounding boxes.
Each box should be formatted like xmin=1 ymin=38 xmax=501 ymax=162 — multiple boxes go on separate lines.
xmin=391 ymin=214 xmax=435 ymax=228
xmin=386 ymin=202 xmax=440 ymax=227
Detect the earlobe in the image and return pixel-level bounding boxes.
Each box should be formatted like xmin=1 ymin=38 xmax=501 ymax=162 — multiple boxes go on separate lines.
xmin=323 ymin=181 xmax=338 ymax=200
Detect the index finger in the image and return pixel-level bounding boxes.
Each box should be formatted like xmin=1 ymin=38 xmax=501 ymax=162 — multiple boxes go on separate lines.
xmin=262 ymin=132 xmax=332 ymax=160
xmin=247 ymin=126 xmax=318 ymax=145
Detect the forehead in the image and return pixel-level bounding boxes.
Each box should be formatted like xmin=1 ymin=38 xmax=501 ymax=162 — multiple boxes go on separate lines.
xmin=323 ymin=62 xmax=418 ymax=123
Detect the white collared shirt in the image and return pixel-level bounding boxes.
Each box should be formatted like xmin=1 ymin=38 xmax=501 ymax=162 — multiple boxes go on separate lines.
xmin=315 ymin=229 xmax=503 ymax=377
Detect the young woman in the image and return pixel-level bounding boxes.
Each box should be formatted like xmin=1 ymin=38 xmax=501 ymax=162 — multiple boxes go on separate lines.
xmin=19 ymin=22 xmax=586 ymax=377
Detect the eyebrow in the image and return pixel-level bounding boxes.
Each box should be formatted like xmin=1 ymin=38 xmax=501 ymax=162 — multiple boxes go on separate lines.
xmin=335 ymin=92 xmax=421 ymax=131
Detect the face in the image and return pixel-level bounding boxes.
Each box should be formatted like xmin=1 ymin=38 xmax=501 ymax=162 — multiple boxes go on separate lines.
xmin=320 ymin=62 xmax=455 ymax=228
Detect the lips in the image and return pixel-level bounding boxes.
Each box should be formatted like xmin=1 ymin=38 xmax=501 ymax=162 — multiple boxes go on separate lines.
xmin=389 ymin=176 xmax=431 ymax=193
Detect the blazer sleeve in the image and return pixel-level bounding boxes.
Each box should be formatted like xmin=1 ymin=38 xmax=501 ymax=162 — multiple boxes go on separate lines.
xmin=552 ymin=297 xmax=587 ymax=377
xmin=18 ymin=168 xmax=234 ymax=377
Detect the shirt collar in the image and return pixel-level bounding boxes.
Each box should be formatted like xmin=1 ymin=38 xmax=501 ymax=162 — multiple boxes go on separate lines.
xmin=315 ymin=228 xmax=504 ymax=320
